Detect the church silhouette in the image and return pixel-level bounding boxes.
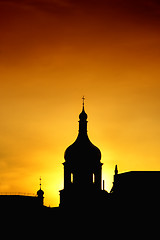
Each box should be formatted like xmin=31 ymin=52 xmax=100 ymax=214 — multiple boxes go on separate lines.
xmin=59 ymin=98 xmax=108 ymax=209
xmin=1 ymin=99 xmax=160 ymax=219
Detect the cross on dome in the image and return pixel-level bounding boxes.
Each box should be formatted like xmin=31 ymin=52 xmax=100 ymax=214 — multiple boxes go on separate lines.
xmin=79 ymin=96 xmax=87 ymax=122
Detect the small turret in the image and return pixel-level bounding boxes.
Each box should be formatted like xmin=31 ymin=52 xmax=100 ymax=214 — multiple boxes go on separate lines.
xmin=114 ymin=165 xmax=118 ymax=183
xmin=37 ymin=177 xmax=44 ymax=206
xmin=115 ymin=165 xmax=118 ymax=175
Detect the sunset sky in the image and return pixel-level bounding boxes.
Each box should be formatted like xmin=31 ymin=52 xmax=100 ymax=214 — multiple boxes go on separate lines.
xmin=0 ymin=0 xmax=160 ymax=206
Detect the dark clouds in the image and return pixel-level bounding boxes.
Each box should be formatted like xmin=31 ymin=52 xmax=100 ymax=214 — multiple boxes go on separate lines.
xmin=1 ymin=0 xmax=160 ymax=35
xmin=0 ymin=0 xmax=159 ymax=70
xmin=1 ymin=0 xmax=160 ymax=17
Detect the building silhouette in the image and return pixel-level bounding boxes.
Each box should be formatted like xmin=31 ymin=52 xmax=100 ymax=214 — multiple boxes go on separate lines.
xmin=58 ymin=100 xmax=160 ymax=214
xmin=111 ymin=166 xmax=160 ymax=212
xmin=1 ymin=99 xmax=160 ymax=219
xmin=59 ymin=99 xmax=108 ymax=209
xmin=0 ymin=178 xmax=44 ymax=215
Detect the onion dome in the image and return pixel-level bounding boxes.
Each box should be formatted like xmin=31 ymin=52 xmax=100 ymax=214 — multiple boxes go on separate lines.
xmin=37 ymin=177 xmax=44 ymax=197
xmin=37 ymin=188 xmax=44 ymax=197
xmin=64 ymin=99 xmax=101 ymax=165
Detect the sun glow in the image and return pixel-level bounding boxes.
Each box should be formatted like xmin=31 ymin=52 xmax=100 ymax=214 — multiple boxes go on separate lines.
xmin=0 ymin=0 xmax=160 ymax=206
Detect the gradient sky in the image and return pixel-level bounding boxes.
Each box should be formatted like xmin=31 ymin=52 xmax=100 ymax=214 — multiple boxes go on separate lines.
xmin=0 ymin=0 xmax=160 ymax=206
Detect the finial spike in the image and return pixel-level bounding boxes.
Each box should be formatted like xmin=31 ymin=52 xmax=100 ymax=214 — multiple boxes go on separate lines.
xmin=82 ymin=96 xmax=85 ymax=109
xmin=40 ymin=177 xmax=42 ymax=189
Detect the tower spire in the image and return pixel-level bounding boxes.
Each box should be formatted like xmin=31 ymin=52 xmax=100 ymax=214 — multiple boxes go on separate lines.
xmin=115 ymin=165 xmax=118 ymax=175
xmin=79 ymin=97 xmax=88 ymax=135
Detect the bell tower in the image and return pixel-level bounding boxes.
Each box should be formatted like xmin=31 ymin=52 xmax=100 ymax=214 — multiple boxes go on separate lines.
xmin=59 ymin=98 xmax=106 ymax=208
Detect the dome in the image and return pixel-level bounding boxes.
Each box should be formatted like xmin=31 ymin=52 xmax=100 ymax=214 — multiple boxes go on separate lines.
xmin=64 ymin=103 xmax=101 ymax=165
xmin=37 ymin=189 xmax=44 ymax=196
xmin=37 ymin=177 xmax=44 ymax=197
xmin=64 ymin=135 xmax=101 ymax=165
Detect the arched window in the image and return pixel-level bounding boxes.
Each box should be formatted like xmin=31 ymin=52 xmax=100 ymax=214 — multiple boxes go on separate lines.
xmin=93 ymin=173 xmax=95 ymax=183
xmin=71 ymin=173 xmax=73 ymax=183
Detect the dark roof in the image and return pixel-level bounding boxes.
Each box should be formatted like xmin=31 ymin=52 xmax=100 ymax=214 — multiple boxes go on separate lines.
xmin=113 ymin=171 xmax=160 ymax=196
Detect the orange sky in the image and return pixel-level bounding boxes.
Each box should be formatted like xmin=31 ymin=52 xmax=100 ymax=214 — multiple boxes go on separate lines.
xmin=0 ymin=0 xmax=160 ymax=206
